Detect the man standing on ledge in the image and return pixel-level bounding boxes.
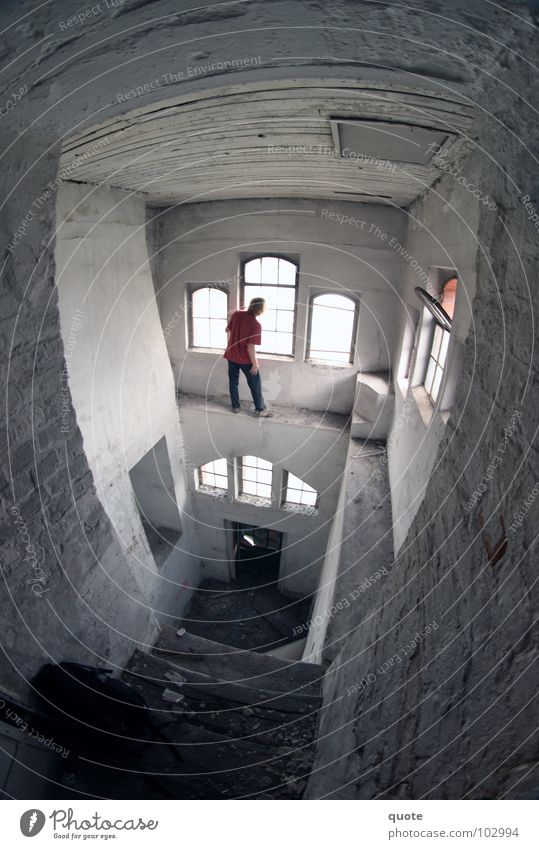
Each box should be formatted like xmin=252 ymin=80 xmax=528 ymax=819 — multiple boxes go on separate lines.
xmin=224 ymin=297 xmax=273 ymax=417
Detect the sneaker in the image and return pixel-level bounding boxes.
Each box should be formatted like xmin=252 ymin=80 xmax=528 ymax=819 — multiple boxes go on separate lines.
xmin=232 ymin=407 xmax=240 ymax=414
xmin=256 ymin=408 xmax=273 ymax=418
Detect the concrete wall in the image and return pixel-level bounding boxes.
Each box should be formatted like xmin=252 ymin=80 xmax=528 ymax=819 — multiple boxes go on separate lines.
xmin=179 ymin=401 xmax=349 ymax=596
xmin=0 ymin=0 xmax=536 ymax=798
xmin=155 ymin=199 xmax=406 ymax=413
xmin=307 ymin=39 xmax=539 ymax=798
xmin=54 ymin=182 xmax=200 ymax=623
xmin=0 ymin=133 xmax=158 ymax=701
xmin=388 ymin=173 xmax=480 ymax=552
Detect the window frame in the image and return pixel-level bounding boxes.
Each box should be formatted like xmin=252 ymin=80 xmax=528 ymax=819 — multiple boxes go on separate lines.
xmin=423 ymin=323 xmax=450 ymax=405
xmin=240 ymin=253 xmax=299 ymax=358
xmin=187 ymin=283 xmax=230 ymax=352
xmin=305 ymin=289 xmax=360 ymax=366
xmin=196 ymin=458 xmax=229 ymax=493
xmin=239 ymin=455 xmax=273 ymax=501
xmin=410 ymin=270 xmax=458 ymax=409
xmin=283 ymin=470 xmax=319 ymax=509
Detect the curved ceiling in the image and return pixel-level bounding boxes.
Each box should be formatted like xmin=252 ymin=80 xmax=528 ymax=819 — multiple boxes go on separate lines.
xmin=60 ymin=78 xmax=474 ymax=208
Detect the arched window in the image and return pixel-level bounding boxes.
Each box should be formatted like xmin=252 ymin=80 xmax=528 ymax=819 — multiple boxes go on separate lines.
xmin=190 ymin=285 xmax=228 ymax=349
xmin=197 ymin=458 xmax=228 ymax=491
xmin=241 ymin=255 xmax=298 ymax=356
xmin=307 ymin=293 xmax=358 ymax=364
xmin=240 ymin=455 xmax=273 ymax=500
xmin=284 ymin=472 xmax=318 ymax=508
xmin=424 ymin=275 xmax=458 ymax=404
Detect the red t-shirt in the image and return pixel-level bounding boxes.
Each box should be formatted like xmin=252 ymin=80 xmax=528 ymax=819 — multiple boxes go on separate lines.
xmin=224 ymin=310 xmax=262 ymax=364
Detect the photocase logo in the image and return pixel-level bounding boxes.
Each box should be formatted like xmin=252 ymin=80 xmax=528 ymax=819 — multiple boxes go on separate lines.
xmin=20 ymin=810 xmax=46 ymax=837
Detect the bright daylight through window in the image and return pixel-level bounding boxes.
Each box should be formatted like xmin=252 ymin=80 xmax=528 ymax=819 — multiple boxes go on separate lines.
xmin=308 ymin=293 xmax=356 ymax=363
xmin=241 ymin=456 xmax=273 ymax=499
xmin=242 ymin=256 xmax=297 ymax=356
xmin=191 ymin=286 xmax=228 ymax=349
xmin=197 ymin=458 xmax=228 ymax=490
xmin=285 ymin=473 xmax=318 ymax=507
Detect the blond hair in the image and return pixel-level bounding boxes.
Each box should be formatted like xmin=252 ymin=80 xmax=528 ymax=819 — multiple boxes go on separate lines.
xmin=248 ymin=297 xmax=265 ymax=316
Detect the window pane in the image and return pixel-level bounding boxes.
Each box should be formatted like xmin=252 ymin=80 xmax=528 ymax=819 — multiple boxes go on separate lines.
xmin=285 ymin=471 xmax=317 ymax=507
xmin=209 ymin=318 xmax=227 ymax=349
xmin=199 ymin=459 xmax=228 ymax=491
xmin=278 ymin=258 xmax=297 ymax=285
xmin=277 ymin=287 xmax=295 ymax=309
xmin=432 ymin=365 xmax=443 ymax=402
xmin=315 ymin=293 xmax=355 ymax=311
xmin=244 ymin=259 xmax=261 ymax=283
xmin=261 ymin=256 xmax=279 ymax=284
xmin=309 ymin=296 xmax=355 ymax=362
xmin=214 ymin=458 xmax=228 ymax=476
xmin=264 ymin=288 xmax=280 ymax=310
xmin=241 ymin=457 xmax=273 ymax=498
xmin=263 ymin=309 xmax=278 ymax=331
xmin=439 ymin=329 xmax=450 ymax=367
xmin=192 ymin=287 xmax=210 ymax=318
xmin=192 ymin=287 xmax=228 ymax=348
xmin=243 ymin=258 xmax=297 ymax=356
xmin=425 ymin=357 xmax=436 ymax=395
xmin=209 ymin=288 xmax=227 ymax=314
xmin=244 ymin=284 xmax=264 ymax=302
xmin=193 ymin=317 xmax=210 ymax=347
xmin=260 ymin=330 xmax=278 ymax=353
xmin=431 ymin=324 xmax=443 ymax=360
xmin=276 ymin=311 xmax=294 ymax=333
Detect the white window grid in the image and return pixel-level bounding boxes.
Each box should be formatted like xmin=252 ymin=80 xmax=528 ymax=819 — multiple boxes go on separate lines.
xmin=285 ymin=472 xmax=318 ymax=507
xmin=424 ymin=323 xmax=450 ymax=404
xmin=241 ymin=455 xmax=273 ymax=500
xmin=190 ymin=286 xmax=228 ymax=350
xmin=242 ymin=256 xmax=297 ymax=356
xmin=197 ymin=458 xmax=228 ymax=491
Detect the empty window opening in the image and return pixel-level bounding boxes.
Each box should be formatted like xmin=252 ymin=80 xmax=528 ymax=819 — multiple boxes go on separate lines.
xmin=232 ymin=521 xmax=282 ymax=581
xmin=241 ymin=255 xmax=297 ymax=356
xmin=241 ymin=455 xmax=273 ymax=500
xmin=284 ymin=472 xmax=318 ymax=508
xmin=129 ymin=436 xmax=182 ymax=569
xmin=190 ymin=285 xmax=228 ymax=349
xmin=196 ymin=458 xmax=228 ymax=493
xmin=307 ymin=292 xmax=358 ymax=364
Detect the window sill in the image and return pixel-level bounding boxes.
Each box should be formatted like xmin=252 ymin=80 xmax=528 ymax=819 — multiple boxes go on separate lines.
xmin=196 ymin=485 xmax=228 ymax=499
xmin=411 ymin=385 xmax=435 ymax=428
xmin=236 ymin=493 xmax=273 ymax=508
xmin=282 ymin=503 xmax=319 ymax=517
xmin=188 ymin=346 xmax=225 ymax=355
xmin=307 ymin=359 xmax=355 ymax=369
xmin=257 ymin=353 xmax=295 ymax=362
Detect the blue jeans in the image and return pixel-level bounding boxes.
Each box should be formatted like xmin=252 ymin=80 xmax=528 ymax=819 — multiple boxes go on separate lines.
xmin=228 ymin=360 xmax=266 ymax=412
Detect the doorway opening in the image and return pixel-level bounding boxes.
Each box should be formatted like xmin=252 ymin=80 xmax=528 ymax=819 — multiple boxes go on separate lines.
xmin=232 ymin=521 xmax=283 ymax=582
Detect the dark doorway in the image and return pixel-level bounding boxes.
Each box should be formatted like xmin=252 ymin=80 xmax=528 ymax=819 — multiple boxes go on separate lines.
xmin=232 ymin=522 xmax=282 ymax=582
